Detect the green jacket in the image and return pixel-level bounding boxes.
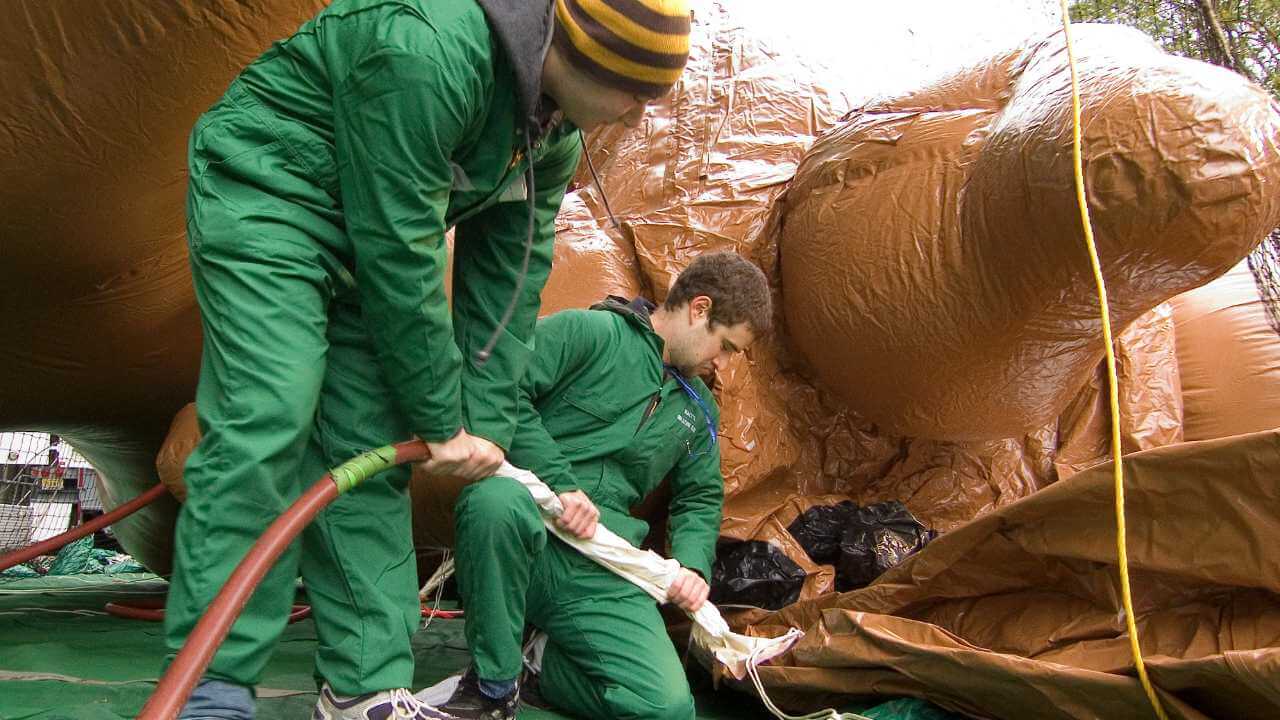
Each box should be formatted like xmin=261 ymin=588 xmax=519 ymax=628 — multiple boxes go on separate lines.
xmin=215 ymin=0 xmax=581 ymax=447
xmin=508 ymin=298 xmax=725 ymax=580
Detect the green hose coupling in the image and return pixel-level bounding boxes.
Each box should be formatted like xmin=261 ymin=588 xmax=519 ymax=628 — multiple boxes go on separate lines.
xmin=330 ymin=444 xmax=399 ymax=495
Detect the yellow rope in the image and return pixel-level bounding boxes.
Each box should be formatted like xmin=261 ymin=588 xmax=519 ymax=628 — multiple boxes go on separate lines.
xmin=1058 ymin=4 xmax=1169 ymax=719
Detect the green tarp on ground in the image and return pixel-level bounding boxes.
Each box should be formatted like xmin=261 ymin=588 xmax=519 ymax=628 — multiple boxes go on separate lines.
xmin=2 ymin=537 xmax=146 ymax=579
xmin=0 ymin=574 xmax=963 ymax=719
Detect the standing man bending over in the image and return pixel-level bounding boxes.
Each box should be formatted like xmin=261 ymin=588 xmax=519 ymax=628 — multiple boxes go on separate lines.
xmin=168 ymin=0 xmax=693 ymax=718
xmin=441 ymin=253 xmax=772 ymax=720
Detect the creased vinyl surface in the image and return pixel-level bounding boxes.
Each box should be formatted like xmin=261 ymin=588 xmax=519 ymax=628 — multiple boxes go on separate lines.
xmin=739 ymin=431 xmax=1280 ymax=720
xmin=1170 ymin=260 xmax=1280 ymax=441
xmin=1053 ymin=302 xmax=1184 ymax=480
xmin=777 ymin=23 xmax=1280 ymax=441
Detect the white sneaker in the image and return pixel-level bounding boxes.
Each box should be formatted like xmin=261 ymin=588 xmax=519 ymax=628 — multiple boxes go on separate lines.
xmin=313 ymin=683 xmax=455 ymax=720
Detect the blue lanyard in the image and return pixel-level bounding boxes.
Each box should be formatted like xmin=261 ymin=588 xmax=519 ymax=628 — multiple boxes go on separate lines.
xmin=665 ymin=365 xmax=718 ymax=456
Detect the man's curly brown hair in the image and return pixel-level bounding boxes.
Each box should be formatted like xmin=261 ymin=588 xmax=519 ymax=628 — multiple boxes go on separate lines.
xmin=663 ymin=252 xmax=772 ymax=336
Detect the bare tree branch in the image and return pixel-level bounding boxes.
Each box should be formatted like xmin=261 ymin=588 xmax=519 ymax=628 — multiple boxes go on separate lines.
xmin=1194 ymin=0 xmax=1261 ymax=81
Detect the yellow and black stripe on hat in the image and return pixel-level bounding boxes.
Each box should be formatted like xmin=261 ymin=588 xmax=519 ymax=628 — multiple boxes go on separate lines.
xmin=553 ymin=0 xmax=692 ymax=98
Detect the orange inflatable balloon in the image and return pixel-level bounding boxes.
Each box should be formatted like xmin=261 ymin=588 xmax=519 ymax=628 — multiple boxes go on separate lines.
xmin=778 ymin=25 xmax=1280 ymax=440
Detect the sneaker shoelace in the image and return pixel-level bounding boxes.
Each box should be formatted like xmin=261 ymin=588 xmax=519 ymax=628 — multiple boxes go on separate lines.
xmin=389 ymin=688 xmax=430 ymax=718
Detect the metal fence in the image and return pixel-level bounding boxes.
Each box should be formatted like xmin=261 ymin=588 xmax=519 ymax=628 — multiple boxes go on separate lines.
xmin=0 ymin=432 xmax=102 ymax=553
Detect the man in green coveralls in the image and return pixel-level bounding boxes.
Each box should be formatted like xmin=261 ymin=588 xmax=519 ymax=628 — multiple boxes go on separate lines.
xmin=435 ymin=253 xmax=772 ymax=720
xmin=166 ymin=0 xmax=694 ymax=717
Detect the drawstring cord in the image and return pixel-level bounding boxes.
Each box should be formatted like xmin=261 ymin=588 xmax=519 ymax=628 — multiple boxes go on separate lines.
xmin=476 ymin=131 xmax=538 ymax=366
xmin=476 ymin=128 xmax=620 ymax=367
xmin=581 ymin=129 xmax=620 ymax=229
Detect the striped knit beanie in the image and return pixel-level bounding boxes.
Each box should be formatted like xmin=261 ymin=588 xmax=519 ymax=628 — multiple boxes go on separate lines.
xmin=553 ymin=0 xmax=692 ymax=98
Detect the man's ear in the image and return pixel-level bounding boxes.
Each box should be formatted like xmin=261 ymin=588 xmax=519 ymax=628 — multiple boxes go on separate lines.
xmin=689 ymin=295 xmax=713 ymax=320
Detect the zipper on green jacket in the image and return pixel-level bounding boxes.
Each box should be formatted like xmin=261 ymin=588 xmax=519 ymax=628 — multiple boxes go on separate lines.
xmin=636 ymin=366 xmax=671 ymax=435
xmin=450 ymin=146 xmax=526 ymax=227
xmin=635 ymin=390 xmax=662 ymax=435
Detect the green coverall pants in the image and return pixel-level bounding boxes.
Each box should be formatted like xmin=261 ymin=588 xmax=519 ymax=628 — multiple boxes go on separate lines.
xmin=164 ymin=95 xmax=420 ymax=694
xmin=455 ymin=477 xmax=697 ymax=720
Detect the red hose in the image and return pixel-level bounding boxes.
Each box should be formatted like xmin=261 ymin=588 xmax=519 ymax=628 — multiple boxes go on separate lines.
xmin=139 ymin=440 xmax=430 ymax=720
xmin=423 ymin=607 xmax=464 ymax=619
xmin=104 ymin=598 xmax=313 ymax=624
xmin=105 ymin=599 xmax=457 ymax=621
xmin=0 ymin=482 xmax=169 ymax=573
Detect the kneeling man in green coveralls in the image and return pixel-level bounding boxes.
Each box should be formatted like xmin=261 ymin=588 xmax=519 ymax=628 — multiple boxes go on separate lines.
xmin=438 ymin=252 xmax=771 ymax=720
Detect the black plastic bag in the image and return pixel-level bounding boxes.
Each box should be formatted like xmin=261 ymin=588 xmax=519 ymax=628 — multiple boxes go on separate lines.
xmin=835 ymin=501 xmax=937 ymax=591
xmin=709 ymin=540 xmax=806 ymax=610
xmin=786 ymin=500 xmax=857 ymax=564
